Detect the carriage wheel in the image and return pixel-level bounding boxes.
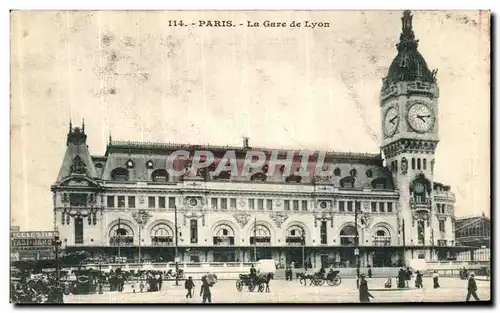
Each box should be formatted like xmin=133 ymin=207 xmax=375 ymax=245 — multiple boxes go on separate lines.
xmin=258 ymin=283 xmax=265 ymax=292
xmin=299 ymin=277 xmax=307 ymax=285
xmin=316 ymin=278 xmax=325 ymax=286
xmin=326 ymin=278 xmax=335 ymax=286
xmin=236 ymin=280 xmax=243 ymax=292
xmin=333 ymin=276 xmax=342 ymax=286
xmin=248 ymin=282 xmax=255 ymax=292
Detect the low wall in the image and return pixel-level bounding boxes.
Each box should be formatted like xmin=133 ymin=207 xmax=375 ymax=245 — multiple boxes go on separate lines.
xmin=65 ymin=261 xmax=490 ymax=280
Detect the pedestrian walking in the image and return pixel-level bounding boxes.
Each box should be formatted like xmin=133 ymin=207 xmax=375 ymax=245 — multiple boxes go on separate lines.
xmin=432 ymin=271 xmax=440 ymax=289
xmin=200 ymin=276 xmax=212 ymax=303
xmin=405 ymin=267 xmax=412 ymax=288
xmin=185 ymin=276 xmax=195 ymax=299
xmin=466 ymin=273 xmax=480 ymax=301
xmin=397 ymin=268 xmax=406 ymax=288
xmin=359 ymin=274 xmax=375 ymax=303
xmin=158 ymin=273 xmax=163 ymax=291
xmin=368 ymin=265 xmax=372 ymax=278
xmin=415 ymin=271 xmax=423 ymax=289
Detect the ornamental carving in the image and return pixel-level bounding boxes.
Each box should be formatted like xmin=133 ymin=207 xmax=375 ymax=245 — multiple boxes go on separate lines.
xmin=132 ymin=210 xmax=152 ymax=226
xmin=239 ymin=199 xmax=246 ymax=208
xmin=401 ymin=157 xmax=408 ymax=175
xmin=233 ymin=212 xmax=251 ymax=228
xmin=270 ymin=212 xmax=289 ymax=228
xmin=412 ymin=211 xmax=430 ymax=227
xmin=70 ymin=155 xmax=87 ymax=175
xmin=359 ymin=214 xmax=372 ymax=229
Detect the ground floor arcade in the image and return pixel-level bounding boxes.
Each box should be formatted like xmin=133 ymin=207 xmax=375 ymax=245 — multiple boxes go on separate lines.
xmin=64 ymin=245 xmax=467 ymax=268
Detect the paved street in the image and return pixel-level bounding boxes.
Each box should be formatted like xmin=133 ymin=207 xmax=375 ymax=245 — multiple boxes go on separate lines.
xmin=65 ymin=277 xmax=490 ymax=303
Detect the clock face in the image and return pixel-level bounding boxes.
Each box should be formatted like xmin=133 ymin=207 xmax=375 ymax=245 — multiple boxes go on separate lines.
xmin=383 ymin=107 xmax=399 ymax=137
xmin=407 ymin=103 xmax=434 ymax=133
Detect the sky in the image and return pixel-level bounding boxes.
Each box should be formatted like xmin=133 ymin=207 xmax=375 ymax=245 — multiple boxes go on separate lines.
xmin=10 ymin=10 xmax=490 ymax=231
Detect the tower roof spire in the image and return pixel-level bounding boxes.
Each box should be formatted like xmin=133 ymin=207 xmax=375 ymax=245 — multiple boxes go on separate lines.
xmin=398 ymin=10 xmax=418 ymax=51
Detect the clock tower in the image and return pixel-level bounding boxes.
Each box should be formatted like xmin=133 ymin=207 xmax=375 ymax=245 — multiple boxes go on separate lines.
xmin=380 ymin=11 xmax=440 ymax=260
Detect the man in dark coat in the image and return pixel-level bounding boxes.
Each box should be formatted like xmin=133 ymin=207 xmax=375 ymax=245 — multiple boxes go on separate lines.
xmin=415 ymin=271 xmax=423 ymax=289
xmin=397 ymin=268 xmax=406 ymax=288
xmin=359 ymin=274 xmax=374 ymax=303
xmin=466 ymin=273 xmax=480 ymax=301
xmin=185 ymin=276 xmax=195 ymax=298
xmin=250 ymin=265 xmax=257 ymax=281
xmin=200 ymin=276 xmax=212 ymax=303
xmin=405 ymin=267 xmax=412 ymax=288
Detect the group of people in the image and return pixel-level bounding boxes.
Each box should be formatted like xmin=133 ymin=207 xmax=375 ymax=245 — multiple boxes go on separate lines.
xmin=11 ymin=276 xmax=64 ymax=304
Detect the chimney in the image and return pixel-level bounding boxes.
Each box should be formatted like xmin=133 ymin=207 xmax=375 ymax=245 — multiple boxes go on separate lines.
xmin=243 ymin=137 xmax=250 ymax=149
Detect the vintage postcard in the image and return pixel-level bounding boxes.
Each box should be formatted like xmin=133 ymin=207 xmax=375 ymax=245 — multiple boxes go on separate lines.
xmin=10 ymin=10 xmax=491 ymax=304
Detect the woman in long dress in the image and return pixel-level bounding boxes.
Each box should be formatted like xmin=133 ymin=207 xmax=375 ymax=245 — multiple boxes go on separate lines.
xmin=432 ymin=271 xmax=440 ymax=289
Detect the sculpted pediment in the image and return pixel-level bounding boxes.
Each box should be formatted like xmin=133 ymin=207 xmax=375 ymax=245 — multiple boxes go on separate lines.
xmin=59 ymin=176 xmax=100 ymax=188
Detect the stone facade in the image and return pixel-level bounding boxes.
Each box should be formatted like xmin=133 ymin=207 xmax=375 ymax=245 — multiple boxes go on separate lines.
xmin=51 ymin=11 xmax=457 ymax=268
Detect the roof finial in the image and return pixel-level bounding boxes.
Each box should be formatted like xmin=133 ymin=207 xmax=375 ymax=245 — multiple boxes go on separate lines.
xmin=69 ymin=118 xmax=72 ymax=134
xmin=82 ymin=118 xmax=85 ymax=133
xmin=109 ymin=132 xmax=112 ymax=145
xmin=398 ymin=10 xmax=417 ymax=49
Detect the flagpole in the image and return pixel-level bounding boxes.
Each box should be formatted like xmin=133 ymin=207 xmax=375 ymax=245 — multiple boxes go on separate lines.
xmin=117 ymin=218 xmax=121 ymax=262
xmin=253 ymin=218 xmax=257 ymax=262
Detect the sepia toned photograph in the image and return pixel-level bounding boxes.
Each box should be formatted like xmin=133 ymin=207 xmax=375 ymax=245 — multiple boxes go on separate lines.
xmin=9 ymin=9 xmax=491 ymax=304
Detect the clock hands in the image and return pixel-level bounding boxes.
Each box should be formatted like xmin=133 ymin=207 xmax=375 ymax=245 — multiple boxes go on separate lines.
xmin=389 ymin=115 xmax=398 ymax=125
xmin=417 ymin=114 xmax=431 ymax=123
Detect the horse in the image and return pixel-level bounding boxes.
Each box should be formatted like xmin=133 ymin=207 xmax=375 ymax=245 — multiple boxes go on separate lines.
xmin=255 ymin=272 xmax=274 ymax=292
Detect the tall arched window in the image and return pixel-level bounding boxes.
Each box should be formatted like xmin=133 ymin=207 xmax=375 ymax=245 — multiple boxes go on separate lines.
xmin=109 ymin=222 xmax=134 ymax=246
xmin=111 ymin=168 xmax=129 ymax=181
xmin=340 ymin=225 xmax=358 ymax=246
xmin=250 ymin=224 xmax=271 ymax=246
xmin=213 ymin=224 xmax=235 ymax=246
xmin=411 ymin=158 xmax=415 ymax=170
xmin=150 ymin=223 xmax=174 ymax=246
xmin=417 ymin=158 xmax=421 ymax=170
xmin=75 ymin=217 xmax=84 ymax=244
xmin=423 ymin=159 xmax=427 ymax=170
xmin=285 ymin=225 xmax=305 ymax=246
xmin=373 ymin=228 xmax=391 ymax=246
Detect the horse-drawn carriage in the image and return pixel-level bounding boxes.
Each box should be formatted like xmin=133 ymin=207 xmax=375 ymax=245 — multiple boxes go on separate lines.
xmin=298 ymin=270 xmax=342 ymax=286
xmin=236 ymin=272 xmax=274 ymax=292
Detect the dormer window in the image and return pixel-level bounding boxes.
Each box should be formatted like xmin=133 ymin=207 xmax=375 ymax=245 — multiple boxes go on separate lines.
xmin=95 ymin=163 xmax=103 ymax=169
xmin=146 ymin=160 xmax=154 ymax=169
xmin=366 ymin=169 xmax=373 ymax=178
xmin=111 ymin=168 xmax=129 ymax=181
xmin=340 ymin=176 xmax=355 ymax=188
xmin=334 ymin=168 xmax=341 ymax=177
xmin=126 ymin=159 xmax=135 ymax=169
xmin=350 ymin=169 xmax=357 ymax=177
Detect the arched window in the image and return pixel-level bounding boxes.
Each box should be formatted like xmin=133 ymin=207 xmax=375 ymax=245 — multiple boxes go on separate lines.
xmin=423 ymin=159 xmax=427 ymax=170
xmin=373 ymin=227 xmax=391 ymax=246
xmin=126 ymin=159 xmax=135 ymax=169
xmin=109 ymin=222 xmax=134 ymax=246
xmin=213 ymin=224 xmax=235 ymax=246
xmin=151 ymin=169 xmax=168 ymax=182
xmin=417 ymin=158 xmax=421 ymax=170
xmin=251 ymin=173 xmax=267 ymax=182
xmin=395 ymin=160 xmax=398 ymax=172
xmin=411 ymin=158 xmax=415 ymax=170
xmin=350 ymin=169 xmax=357 ymax=177
xmin=340 ymin=176 xmax=355 ymax=188
xmin=250 ymin=224 xmax=271 ymax=246
xmin=366 ymin=169 xmax=373 ymax=178
xmin=371 ymin=177 xmax=388 ymax=190
xmin=340 ymin=225 xmax=358 ymax=246
xmin=286 ymin=225 xmax=305 ymax=246
xmin=111 ymin=168 xmax=129 ymax=182
xmin=334 ymin=168 xmax=341 ymax=177
xmin=146 ymin=160 xmax=154 ymax=169
xmin=390 ymin=162 xmax=394 ymax=172
xmin=150 ymin=223 xmax=174 ymax=246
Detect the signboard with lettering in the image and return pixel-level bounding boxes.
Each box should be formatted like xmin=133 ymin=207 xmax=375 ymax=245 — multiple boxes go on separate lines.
xmin=10 ymin=231 xmax=59 ymax=250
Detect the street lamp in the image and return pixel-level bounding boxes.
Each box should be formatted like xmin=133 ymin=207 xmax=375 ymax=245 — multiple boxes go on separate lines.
xmin=132 ymin=210 xmax=152 ymax=264
xmin=354 ymin=201 xmax=361 ymax=289
xmin=301 ymin=230 xmax=305 ymax=270
xmin=52 ymin=236 xmax=62 ymax=282
xmin=174 ymin=204 xmax=179 ymax=286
